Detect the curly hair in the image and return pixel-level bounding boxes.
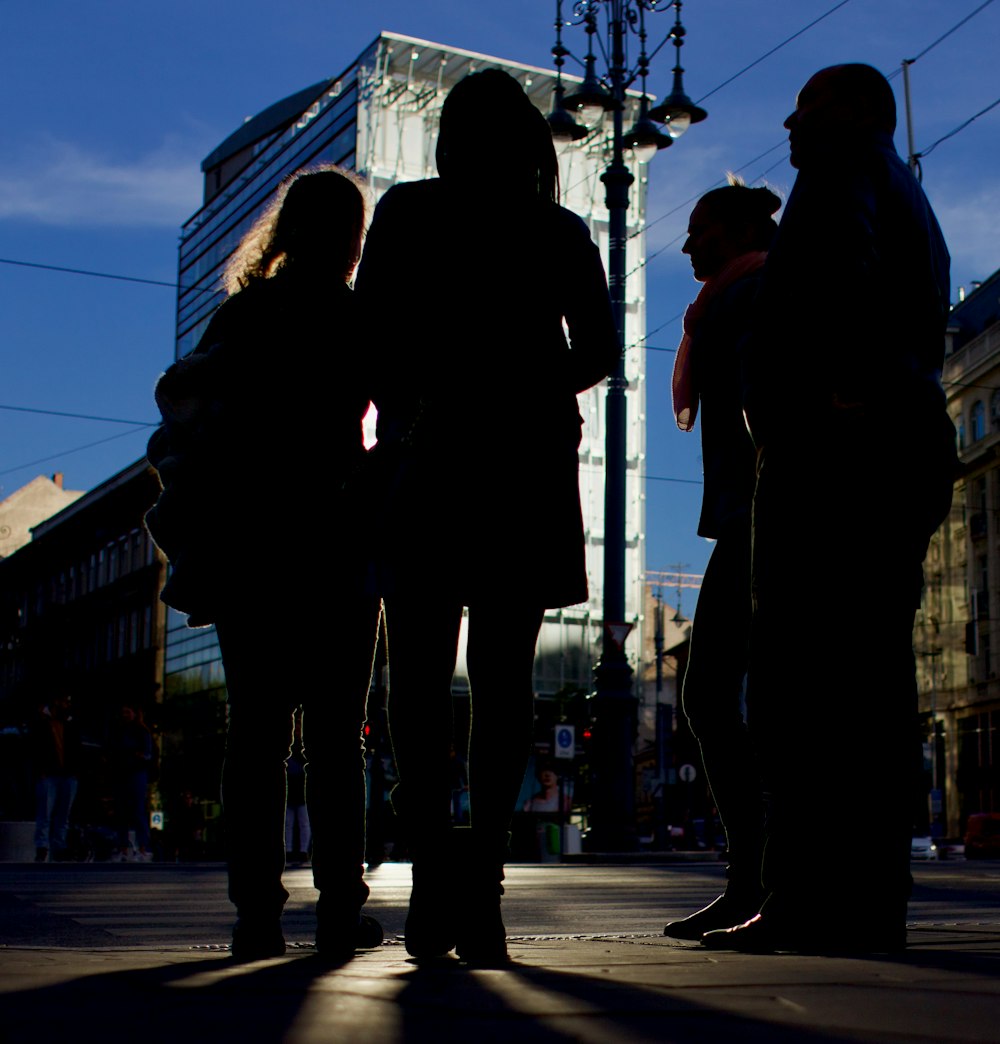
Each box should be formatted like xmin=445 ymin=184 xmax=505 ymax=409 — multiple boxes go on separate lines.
xmin=222 ymin=165 xmax=369 ymax=295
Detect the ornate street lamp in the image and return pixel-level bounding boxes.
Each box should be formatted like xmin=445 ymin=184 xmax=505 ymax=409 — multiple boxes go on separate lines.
xmin=549 ymin=0 xmax=706 ymax=851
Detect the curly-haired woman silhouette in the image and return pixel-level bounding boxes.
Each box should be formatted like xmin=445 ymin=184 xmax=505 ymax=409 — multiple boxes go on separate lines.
xmin=147 ymin=167 xmax=382 ymax=961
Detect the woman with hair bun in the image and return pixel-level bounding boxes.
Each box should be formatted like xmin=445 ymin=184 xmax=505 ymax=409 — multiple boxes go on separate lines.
xmin=356 ymin=68 xmax=618 ymax=965
xmin=147 ymin=166 xmax=382 ymax=962
xmin=662 ymin=178 xmax=781 ymax=941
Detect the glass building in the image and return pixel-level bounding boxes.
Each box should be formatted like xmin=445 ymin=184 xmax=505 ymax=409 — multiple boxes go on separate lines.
xmin=166 ymin=31 xmax=650 ymax=734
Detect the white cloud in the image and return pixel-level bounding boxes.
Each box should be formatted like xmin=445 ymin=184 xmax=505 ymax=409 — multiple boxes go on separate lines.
xmin=0 ymin=135 xmax=203 ymax=227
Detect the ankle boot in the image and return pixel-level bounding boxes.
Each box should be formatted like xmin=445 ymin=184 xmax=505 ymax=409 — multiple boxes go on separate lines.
xmin=455 ymin=831 xmax=509 ymax=967
xmin=663 ymin=886 xmax=763 ymax=940
xmin=403 ymin=830 xmax=459 ymax=959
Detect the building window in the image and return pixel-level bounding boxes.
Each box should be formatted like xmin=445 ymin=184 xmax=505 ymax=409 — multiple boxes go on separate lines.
xmin=958 ymin=415 xmax=966 ymax=450
xmin=971 ymin=401 xmax=986 ymax=442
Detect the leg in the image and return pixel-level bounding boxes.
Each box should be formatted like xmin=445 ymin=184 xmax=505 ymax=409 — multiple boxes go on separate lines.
xmin=382 ymin=591 xmax=464 ymax=957
xmin=216 ymin=616 xmax=295 ymax=958
xmin=50 ymin=777 xmax=78 ymax=859
xmin=459 ymin=601 xmax=543 ymax=964
xmin=708 ymin=442 xmax=922 ymax=953
xmin=35 ymin=777 xmax=55 ymax=856
xmin=465 ymin=602 xmax=543 ymax=837
xmin=665 ymin=528 xmax=765 ymax=938
xmin=383 ymin=594 xmax=464 ymax=839
xmin=300 ymin=594 xmax=381 ymax=957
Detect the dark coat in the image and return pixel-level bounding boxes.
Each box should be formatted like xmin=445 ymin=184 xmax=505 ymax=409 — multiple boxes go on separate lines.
xmin=355 ymin=179 xmax=617 ymax=607
xmin=744 ymin=132 xmax=952 ymax=452
xmin=146 ymin=272 xmax=369 ymax=624
xmin=692 ymin=272 xmax=761 ymax=540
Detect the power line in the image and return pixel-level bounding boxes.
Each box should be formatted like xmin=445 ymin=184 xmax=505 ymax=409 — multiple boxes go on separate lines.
xmin=642 ymin=474 xmax=703 ymax=485
xmin=908 ymin=0 xmax=997 ymax=64
xmin=0 ymin=256 xmax=217 ymax=297
xmin=693 ymin=0 xmax=853 ymax=105
xmin=0 ymin=425 xmax=151 ymax=479
xmin=0 ymin=403 xmax=158 ymax=427
xmin=918 ymin=94 xmax=1000 ymax=159
xmin=633 ymin=0 xmax=998 ymax=245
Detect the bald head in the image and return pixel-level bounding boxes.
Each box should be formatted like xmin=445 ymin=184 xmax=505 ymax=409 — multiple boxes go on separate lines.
xmin=785 ymin=64 xmax=896 ymax=168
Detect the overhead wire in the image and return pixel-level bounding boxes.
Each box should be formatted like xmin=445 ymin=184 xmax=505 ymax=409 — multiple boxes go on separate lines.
xmin=692 ymin=0 xmax=853 ymax=106
xmin=632 ymin=0 xmax=1000 ymax=249
xmin=918 ymin=94 xmax=1000 ymax=159
xmin=0 ymin=403 xmax=157 ymax=426
xmin=0 ymin=256 xmax=217 ymax=296
xmin=0 ymin=425 xmax=152 ymax=479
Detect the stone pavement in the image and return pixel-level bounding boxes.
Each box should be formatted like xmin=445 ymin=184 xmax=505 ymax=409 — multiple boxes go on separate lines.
xmin=2 ymin=860 xmax=999 ymax=1043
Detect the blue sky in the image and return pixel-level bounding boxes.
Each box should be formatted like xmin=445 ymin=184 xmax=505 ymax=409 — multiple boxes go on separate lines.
xmin=3 ymin=1 xmax=999 ymax=606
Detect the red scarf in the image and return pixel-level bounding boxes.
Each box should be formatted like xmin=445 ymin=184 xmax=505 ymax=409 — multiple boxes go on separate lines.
xmin=671 ymin=251 xmax=767 ymax=431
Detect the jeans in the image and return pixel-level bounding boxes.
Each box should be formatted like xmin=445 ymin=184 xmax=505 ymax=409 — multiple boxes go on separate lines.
xmin=35 ymin=775 xmax=78 ymax=853
xmin=216 ymin=594 xmax=381 ymax=919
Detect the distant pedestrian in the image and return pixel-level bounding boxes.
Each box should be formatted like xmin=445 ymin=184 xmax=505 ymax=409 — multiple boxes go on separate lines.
xmin=356 ymin=69 xmax=618 ymax=965
xmin=703 ymin=64 xmax=957 ymax=954
xmin=663 ymin=179 xmax=779 ymax=941
xmin=110 ymin=703 xmax=153 ymax=862
xmin=31 ymin=691 xmax=82 ymax=862
xmin=285 ymin=714 xmax=310 ymax=866
xmin=146 ymin=166 xmax=382 ymax=962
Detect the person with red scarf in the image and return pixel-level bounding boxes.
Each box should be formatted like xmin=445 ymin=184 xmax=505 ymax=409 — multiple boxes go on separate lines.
xmin=663 ymin=179 xmax=780 ymax=940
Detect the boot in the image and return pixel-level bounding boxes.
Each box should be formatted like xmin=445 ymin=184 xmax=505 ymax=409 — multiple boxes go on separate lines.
xmin=455 ymin=830 xmax=509 ymax=967
xmin=663 ymin=885 xmax=763 ymax=940
xmin=231 ymin=913 xmax=286 ymax=961
xmin=403 ymin=830 xmax=459 ymax=959
xmin=315 ymin=893 xmax=384 ymax=962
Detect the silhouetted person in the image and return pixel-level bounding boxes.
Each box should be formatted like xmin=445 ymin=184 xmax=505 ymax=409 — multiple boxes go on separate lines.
xmin=703 ymin=64 xmax=957 ymax=954
xmin=31 ymin=691 xmax=82 ymax=862
xmin=285 ymin=712 xmax=310 ymax=865
xmin=110 ymin=703 xmax=153 ymax=862
xmin=146 ymin=167 xmax=382 ymax=961
xmin=356 ymin=69 xmax=617 ymax=965
xmin=662 ymin=179 xmax=779 ymax=940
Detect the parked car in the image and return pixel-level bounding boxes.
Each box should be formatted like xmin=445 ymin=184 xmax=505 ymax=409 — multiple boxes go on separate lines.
xmin=934 ymin=838 xmax=966 ymax=861
xmin=964 ymin=813 xmax=1000 ymax=859
xmin=910 ymin=835 xmax=938 ymax=861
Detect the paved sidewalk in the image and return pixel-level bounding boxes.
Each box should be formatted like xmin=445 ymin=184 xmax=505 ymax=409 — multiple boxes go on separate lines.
xmin=2 ymin=861 xmax=998 ymax=1043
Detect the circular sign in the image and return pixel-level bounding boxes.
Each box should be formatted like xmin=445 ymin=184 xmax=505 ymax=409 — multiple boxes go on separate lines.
xmin=678 ymin=763 xmax=697 ymax=783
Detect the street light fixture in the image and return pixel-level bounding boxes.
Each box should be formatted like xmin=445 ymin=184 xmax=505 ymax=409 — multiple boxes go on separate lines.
xmin=548 ymin=0 xmax=706 ymax=851
xmin=648 ymin=4 xmax=708 ymax=136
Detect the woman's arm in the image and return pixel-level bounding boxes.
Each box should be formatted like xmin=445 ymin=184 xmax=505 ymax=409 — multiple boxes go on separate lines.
xmin=559 ymin=212 xmax=619 ymax=394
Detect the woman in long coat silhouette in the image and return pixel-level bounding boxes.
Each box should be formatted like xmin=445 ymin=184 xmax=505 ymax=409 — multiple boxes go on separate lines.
xmin=356 ymin=69 xmax=618 ymax=964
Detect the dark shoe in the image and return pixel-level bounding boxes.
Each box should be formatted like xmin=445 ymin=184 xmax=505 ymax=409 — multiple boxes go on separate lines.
xmin=663 ymin=892 xmax=762 ymax=940
xmin=34 ymin=847 xmax=48 ymax=863
xmin=316 ymin=912 xmax=384 ymax=962
xmin=702 ymin=913 xmax=907 ymax=955
xmin=231 ymin=917 xmax=286 ymax=960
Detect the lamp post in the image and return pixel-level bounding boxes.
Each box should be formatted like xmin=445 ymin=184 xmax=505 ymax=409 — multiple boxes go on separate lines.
xmin=549 ymin=0 xmax=706 ymax=851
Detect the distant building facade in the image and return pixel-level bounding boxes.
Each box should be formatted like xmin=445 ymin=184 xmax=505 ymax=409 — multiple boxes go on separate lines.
xmin=0 ymin=473 xmax=83 ymax=559
xmin=916 ymin=269 xmax=1000 ymax=836
xmin=167 ymin=31 xmax=651 ymax=728
xmin=0 ymin=461 xmax=167 ymax=838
